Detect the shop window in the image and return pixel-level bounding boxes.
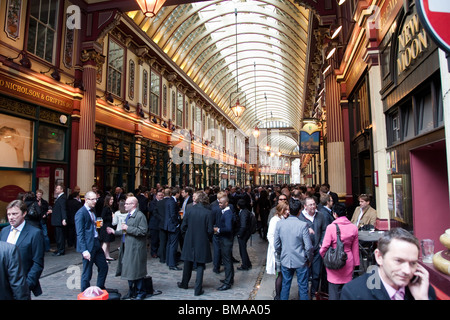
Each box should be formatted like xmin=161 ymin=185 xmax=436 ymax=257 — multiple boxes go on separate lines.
xmin=37 ymin=124 xmax=65 ymax=161
xmin=107 ymin=38 xmax=124 ymax=97
xmin=27 ymin=0 xmax=59 ymax=63
xmin=436 ymin=82 xmax=444 ymax=127
xmin=349 ymin=76 xmax=370 ymax=138
xmin=416 ymin=90 xmax=433 ymax=135
xmin=0 ymin=114 xmax=34 ymax=168
xmin=401 ymin=101 xmax=415 ymax=141
xmin=392 ymin=112 xmax=400 ymax=143
xmin=0 ymin=171 xmax=32 ymax=222
xmin=150 ymin=70 xmax=160 ymax=116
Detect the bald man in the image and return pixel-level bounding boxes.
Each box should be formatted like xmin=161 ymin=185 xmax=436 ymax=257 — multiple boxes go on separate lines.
xmin=117 ymin=196 xmax=149 ymax=300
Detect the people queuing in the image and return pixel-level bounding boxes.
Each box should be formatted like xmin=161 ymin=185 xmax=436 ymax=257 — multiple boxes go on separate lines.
xmin=0 ymin=182 xmax=437 ymax=301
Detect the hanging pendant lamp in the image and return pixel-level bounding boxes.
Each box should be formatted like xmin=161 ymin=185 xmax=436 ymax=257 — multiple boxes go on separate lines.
xmin=230 ymin=8 xmax=246 ymax=118
xmin=135 ymin=0 xmax=166 ymax=18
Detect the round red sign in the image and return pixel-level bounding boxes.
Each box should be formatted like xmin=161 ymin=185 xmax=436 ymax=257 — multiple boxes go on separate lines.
xmin=417 ymin=0 xmax=450 ymax=53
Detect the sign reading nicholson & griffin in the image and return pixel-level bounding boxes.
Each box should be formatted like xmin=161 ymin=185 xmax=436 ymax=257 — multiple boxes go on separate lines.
xmin=0 ymin=74 xmax=73 ymax=111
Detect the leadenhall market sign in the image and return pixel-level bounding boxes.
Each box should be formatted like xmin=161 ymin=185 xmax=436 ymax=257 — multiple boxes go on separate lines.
xmin=395 ymin=6 xmax=436 ymax=79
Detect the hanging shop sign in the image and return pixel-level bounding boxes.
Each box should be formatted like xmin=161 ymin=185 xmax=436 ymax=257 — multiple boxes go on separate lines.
xmin=417 ymin=0 xmax=450 ymax=53
xmin=396 ymin=12 xmax=430 ymax=76
xmin=299 ymin=122 xmax=320 ymax=154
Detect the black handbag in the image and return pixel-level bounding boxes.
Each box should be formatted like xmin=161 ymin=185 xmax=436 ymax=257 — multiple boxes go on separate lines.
xmin=323 ymin=224 xmax=347 ymax=270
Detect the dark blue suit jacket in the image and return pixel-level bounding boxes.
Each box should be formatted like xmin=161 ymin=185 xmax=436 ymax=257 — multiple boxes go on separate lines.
xmin=155 ymin=197 xmax=179 ymax=232
xmin=340 ymin=268 xmax=436 ymax=300
xmin=0 ymin=241 xmax=30 ymax=300
xmin=217 ymin=207 xmax=234 ymax=238
xmin=75 ymin=205 xmax=96 ymax=254
xmin=0 ymin=222 xmax=44 ymax=296
xmin=51 ymin=193 xmax=67 ymax=226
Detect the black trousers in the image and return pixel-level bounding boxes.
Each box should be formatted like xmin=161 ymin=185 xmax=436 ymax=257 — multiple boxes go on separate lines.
xmin=237 ymin=235 xmax=251 ymax=268
xmin=181 ymin=261 xmax=206 ymax=295
xmin=219 ymin=236 xmax=234 ymax=285
xmin=54 ymin=226 xmax=65 ymax=254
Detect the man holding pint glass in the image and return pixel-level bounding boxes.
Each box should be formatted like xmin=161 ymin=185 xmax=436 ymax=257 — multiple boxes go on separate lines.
xmin=75 ymin=191 xmax=109 ymax=292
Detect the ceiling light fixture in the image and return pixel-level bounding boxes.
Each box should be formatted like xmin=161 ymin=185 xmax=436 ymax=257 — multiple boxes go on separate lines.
xmin=229 ymin=8 xmax=246 ymax=118
xmin=135 ymin=0 xmax=166 ymax=18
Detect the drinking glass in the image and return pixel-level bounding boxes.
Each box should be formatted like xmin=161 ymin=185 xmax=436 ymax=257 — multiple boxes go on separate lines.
xmin=421 ymin=239 xmax=434 ymax=263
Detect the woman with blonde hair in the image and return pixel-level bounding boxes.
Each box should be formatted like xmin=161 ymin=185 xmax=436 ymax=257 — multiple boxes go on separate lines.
xmin=266 ymin=200 xmax=289 ymax=299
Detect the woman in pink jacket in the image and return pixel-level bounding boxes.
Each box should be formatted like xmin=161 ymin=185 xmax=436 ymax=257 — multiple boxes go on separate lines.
xmin=319 ymin=203 xmax=360 ymax=300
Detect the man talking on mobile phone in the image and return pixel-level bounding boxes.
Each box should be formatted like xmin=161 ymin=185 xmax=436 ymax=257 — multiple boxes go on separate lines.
xmin=341 ymin=228 xmax=436 ymax=300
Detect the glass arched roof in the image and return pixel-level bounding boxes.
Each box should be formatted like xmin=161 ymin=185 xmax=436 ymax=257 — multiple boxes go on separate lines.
xmin=128 ymin=0 xmax=311 ymax=155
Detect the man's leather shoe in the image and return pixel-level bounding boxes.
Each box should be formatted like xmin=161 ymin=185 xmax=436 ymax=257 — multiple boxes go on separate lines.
xmin=213 ymin=268 xmax=221 ymax=274
xmin=170 ymin=266 xmax=182 ymax=271
xmin=220 ymin=279 xmax=234 ymax=285
xmin=177 ymin=282 xmax=188 ymax=289
xmin=121 ymin=292 xmax=135 ymax=300
xmin=237 ymin=266 xmax=250 ymax=271
xmin=217 ymin=284 xmax=231 ymax=291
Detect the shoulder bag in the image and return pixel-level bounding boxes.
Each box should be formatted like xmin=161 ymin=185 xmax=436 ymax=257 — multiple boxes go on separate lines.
xmin=323 ymin=224 xmax=348 ymax=270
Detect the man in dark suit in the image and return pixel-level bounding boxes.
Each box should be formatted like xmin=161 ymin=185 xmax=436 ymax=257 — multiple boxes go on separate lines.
xmin=236 ymin=199 xmax=252 ymax=270
xmin=298 ymin=197 xmax=327 ymax=298
xmin=179 ymin=187 xmax=193 ymax=250
xmin=50 ymin=183 xmax=67 ymax=256
xmin=0 ymin=241 xmax=30 ymax=300
xmin=74 ymin=191 xmax=109 ymax=292
xmin=214 ymin=195 xmax=235 ymax=291
xmin=148 ymin=190 xmax=163 ymax=258
xmin=341 ymin=228 xmax=436 ymax=300
xmin=113 ymin=186 xmax=126 ymax=212
xmin=177 ymin=191 xmax=214 ymax=296
xmin=210 ymin=192 xmax=223 ymax=274
xmin=154 ymin=188 xmax=181 ymax=270
xmin=1 ymin=200 xmax=44 ymax=298
xmin=180 ymin=187 xmax=193 ymax=215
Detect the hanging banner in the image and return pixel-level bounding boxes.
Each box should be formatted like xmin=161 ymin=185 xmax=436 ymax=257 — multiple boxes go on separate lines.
xmin=299 ymin=123 xmax=320 ymax=154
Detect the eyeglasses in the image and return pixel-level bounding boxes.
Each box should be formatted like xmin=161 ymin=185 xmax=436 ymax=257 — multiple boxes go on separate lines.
xmin=279 ymin=198 xmax=287 ymax=201
xmin=86 ymin=198 xmax=97 ymax=201
xmin=124 ymin=203 xmax=132 ymax=205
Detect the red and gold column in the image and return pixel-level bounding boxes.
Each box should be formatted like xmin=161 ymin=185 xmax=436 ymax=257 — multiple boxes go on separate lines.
xmin=77 ymin=50 xmax=104 ymax=193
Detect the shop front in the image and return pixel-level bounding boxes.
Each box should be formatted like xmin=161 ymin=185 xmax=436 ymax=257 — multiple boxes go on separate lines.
xmin=0 ymin=74 xmax=74 ymax=223
xmin=380 ymin=2 xmax=448 ymax=239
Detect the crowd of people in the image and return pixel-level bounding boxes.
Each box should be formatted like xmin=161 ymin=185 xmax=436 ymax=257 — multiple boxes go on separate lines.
xmin=0 ymin=182 xmax=436 ymax=300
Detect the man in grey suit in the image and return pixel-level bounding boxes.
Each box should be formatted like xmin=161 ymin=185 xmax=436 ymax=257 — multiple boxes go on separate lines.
xmin=1 ymin=200 xmax=45 ymax=298
xmin=274 ymin=208 xmax=313 ymax=300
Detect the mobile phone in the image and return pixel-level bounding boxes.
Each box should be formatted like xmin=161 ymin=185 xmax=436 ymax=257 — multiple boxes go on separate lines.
xmin=410 ymin=275 xmax=419 ymax=284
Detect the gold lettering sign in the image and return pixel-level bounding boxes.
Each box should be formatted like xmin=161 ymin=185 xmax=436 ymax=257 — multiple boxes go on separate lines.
xmin=0 ymin=75 xmax=73 ymax=110
xmin=397 ymin=14 xmax=429 ymax=75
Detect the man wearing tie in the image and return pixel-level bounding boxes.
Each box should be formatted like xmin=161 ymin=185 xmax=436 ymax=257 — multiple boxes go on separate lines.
xmin=74 ymin=191 xmax=108 ymax=292
xmin=1 ymin=200 xmax=45 ymax=298
xmin=214 ymin=196 xmax=234 ymax=291
xmin=50 ymin=183 xmax=67 ymax=256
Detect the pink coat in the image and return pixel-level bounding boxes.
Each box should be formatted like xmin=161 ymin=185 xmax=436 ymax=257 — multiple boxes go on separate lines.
xmin=319 ymin=216 xmax=360 ymax=284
